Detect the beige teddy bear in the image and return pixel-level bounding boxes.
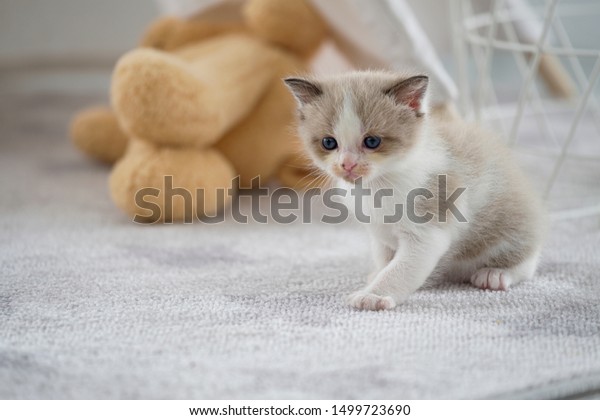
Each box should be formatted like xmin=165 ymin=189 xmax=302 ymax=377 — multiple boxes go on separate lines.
xmin=71 ymin=0 xmax=327 ymax=222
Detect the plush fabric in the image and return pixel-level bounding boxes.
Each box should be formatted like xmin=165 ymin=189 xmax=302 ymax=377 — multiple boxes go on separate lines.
xmin=70 ymin=0 xmax=328 ymax=223
xmin=1 ymin=87 xmax=599 ymax=399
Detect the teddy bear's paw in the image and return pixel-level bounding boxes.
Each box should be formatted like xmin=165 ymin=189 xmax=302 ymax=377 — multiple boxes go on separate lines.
xmin=70 ymin=107 xmax=128 ymax=164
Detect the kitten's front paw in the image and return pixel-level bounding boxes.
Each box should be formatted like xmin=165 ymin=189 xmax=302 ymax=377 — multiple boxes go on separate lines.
xmin=347 ymin=290 xmax=396 ymax=311
xmin=470 ymin=268 xmax=513 ymax=291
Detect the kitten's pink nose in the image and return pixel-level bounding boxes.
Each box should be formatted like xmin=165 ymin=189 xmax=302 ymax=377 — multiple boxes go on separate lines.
xmin=341 ymin=160 xmax=357 ymax=172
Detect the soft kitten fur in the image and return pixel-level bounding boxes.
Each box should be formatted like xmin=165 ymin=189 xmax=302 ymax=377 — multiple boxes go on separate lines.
xmin=284 ymin=70 xmax=546 ymax=311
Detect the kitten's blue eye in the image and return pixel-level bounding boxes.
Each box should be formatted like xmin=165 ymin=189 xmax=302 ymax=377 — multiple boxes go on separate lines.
xmin=363 ymin=136 xmax=382 ymax=149
xmin=322 ymin=137 xmax=338 ymax=150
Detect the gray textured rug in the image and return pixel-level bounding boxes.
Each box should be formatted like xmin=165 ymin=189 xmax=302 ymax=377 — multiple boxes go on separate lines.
xmin=1 ymin=79 xmax=600 ymax=399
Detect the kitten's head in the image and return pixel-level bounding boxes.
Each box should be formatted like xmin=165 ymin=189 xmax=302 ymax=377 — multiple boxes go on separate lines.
xmin=284 ymin=71 xmax=429 ymax=184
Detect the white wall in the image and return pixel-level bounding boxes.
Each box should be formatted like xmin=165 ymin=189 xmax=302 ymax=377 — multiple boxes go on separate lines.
xmin=0 ymin=0 xmax=159 ymax=65
xmin=0 ymin=0 xmax=452 ymax=66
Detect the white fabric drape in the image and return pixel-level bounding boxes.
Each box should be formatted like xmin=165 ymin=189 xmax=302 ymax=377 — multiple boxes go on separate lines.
xmin=155 ymin=0 xmax=457 ymax=104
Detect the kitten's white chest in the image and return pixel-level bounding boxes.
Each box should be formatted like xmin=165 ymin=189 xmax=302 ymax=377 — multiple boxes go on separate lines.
xmin=338 ymin=180 xmax=410 ymax=226
xmin=338 ymin=182 xmax=392 ymax=222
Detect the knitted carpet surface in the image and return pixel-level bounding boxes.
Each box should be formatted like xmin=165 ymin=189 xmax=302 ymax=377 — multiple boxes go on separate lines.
xmin=1 ymin=88 xmax=599 ymax=399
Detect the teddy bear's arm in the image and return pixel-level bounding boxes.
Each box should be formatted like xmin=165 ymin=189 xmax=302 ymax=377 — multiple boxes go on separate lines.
xmin=140 ymin=16 xmax=245 ymax=52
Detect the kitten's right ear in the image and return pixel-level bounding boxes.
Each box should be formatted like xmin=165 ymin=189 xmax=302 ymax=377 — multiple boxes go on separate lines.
xmin=283 ymin=77 xmax=322 ymax=106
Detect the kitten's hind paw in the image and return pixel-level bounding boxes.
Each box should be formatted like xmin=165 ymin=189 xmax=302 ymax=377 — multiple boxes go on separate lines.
xmin=347 ymin=290 xmax=396 ymax=311
xmin=470 ymin=268 xmax=513 ymax=291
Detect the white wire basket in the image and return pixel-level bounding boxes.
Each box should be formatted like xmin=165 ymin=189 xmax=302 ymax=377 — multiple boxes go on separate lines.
xmin=452 ymin=0 xmax=600 ymax=220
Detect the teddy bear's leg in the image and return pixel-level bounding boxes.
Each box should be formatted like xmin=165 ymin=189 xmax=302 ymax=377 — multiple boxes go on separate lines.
xmin=112 ymin=39 xmax=276 ymax=149
xmin=112 ymin=48 xmax=220 ymax=149
xmin=109 ymin=140 xmax=236 ymax=223
xmin=70 ymin=107 xmax=129 ymax=164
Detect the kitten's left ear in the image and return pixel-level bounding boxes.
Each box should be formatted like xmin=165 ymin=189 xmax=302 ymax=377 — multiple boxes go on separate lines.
xmin=384 ymin=75 xmax=429 ymax=117
xmin=283 ymin=77 xmax=323 ymax=106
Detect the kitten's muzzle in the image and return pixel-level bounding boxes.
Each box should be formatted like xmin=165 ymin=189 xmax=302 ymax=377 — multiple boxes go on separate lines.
xmin=342 ymin=172 xmax=361 ymax=182
xmin=336 ymin=163 xmax=367 ymax=182
xmin=341 ymin=161 xmax=359 ymax=181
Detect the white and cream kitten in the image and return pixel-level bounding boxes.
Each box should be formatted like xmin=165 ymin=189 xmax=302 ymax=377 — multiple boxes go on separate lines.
xmin=284 ymin=71 xmax=546 ymax=311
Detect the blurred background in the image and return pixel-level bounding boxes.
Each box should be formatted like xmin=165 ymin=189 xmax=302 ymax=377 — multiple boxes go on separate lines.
xmin=0 ymin=0 xmax=454 ymax=94
xmin=0 ymin=0 xmax=156 ymax=95
xmin=1 ymin=0 xmax=599 ymax=215
xmin=0 ymin=1 xmax=155 ymax=66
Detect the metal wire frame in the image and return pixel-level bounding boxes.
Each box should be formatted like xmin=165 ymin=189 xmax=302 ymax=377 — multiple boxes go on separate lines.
xmin=452 ymin=0 xmax=600 ymax=220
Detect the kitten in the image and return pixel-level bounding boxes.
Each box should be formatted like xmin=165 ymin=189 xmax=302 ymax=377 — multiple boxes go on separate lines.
xmin=284 ymin=71 xmax=546 ymax=311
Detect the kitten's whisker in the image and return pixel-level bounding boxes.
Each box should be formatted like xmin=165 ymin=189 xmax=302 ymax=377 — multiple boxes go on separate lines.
xmin=292 ymin=167 xmax=324 ymax=190
xmin=299 ymin=173 xmax=326 ymax=192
